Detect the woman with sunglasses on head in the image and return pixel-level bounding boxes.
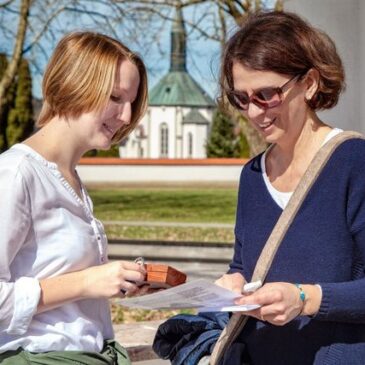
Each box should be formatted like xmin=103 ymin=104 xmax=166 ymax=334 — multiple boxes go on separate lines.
xmin=0 ymin=32 xmax=148 ymax=364
xmin=214 ymin=10 xmax=365 ymax=365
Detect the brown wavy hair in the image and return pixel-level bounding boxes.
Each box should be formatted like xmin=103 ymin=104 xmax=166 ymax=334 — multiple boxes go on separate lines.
xmin=37 ymin=31 xmax=148 ymax=143
xmin=220 ymin=11 xmax=345 ymax=110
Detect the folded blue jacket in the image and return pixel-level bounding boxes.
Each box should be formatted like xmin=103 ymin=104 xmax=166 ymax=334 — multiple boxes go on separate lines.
xmin=153 ymin=312 xmax=228 ymax=365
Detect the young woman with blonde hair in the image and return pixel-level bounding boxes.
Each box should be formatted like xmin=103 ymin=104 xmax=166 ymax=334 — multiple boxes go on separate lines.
xmin=0 ymin=31 xmax=148 ymax=364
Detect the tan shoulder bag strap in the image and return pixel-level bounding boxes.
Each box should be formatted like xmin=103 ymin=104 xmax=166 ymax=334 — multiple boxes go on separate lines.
xmin=210 ymin=131 xmax=364 ymax=365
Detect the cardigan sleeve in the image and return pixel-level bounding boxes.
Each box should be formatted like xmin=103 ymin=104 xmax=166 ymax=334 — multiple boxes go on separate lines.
xmin=0 ymin=162 xmax=41 ymax=335
xmin=315 ymin=226 xmax=365 ymax=323
xmin=315 ymin=141 xmax=365 ymax=323
xmin=228 ymin=236 xmax=244 ymax=274
xmin=228 ymin=166 xmax=246 ymax=275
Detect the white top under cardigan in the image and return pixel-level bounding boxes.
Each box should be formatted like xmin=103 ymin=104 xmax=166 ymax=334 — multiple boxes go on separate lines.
xmin=261 ymin=128 xmax=343 ymax=209
xmin=0 ymin=144 xmax=114 ymax=353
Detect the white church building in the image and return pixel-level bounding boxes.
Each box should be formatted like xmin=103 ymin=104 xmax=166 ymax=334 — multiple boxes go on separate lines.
xmin=119 ymin=8 xmax=215 ymax=159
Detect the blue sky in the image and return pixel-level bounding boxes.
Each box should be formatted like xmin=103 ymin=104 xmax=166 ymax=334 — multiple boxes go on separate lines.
xmin=1 ymin=1 xmax=275 ymax=100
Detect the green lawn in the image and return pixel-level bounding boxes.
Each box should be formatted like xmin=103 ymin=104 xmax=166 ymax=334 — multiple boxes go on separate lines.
xmin=89 ymin=187 xmax=237 ymax=224
xmin=105 ymin=225 xmax=235 ymax=243
xmin=89 ymin=187 xmax=238 ymax=243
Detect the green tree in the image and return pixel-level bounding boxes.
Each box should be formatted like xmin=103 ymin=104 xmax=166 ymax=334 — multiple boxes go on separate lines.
xmin=206 ymin=109 xmax=243 ymax=157
xmin=6 ymin=58 xmax=34 ymax=147
xmin=238 ymin=125 xmax=250 ymax=158
xmin=83 ymin=145 xmax=120 ymax=158
xmin=95 ymin=145 xmax=120 ymax=157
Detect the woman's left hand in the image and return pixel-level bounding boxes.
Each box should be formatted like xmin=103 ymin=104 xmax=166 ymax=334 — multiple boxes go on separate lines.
xmin=235 ymin=282 xmax=304 ymax=326
xmin=125 ymin=284 xmax=163 ymax=297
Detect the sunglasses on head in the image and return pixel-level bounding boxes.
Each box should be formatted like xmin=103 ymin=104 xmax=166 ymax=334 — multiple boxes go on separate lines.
xmin=226 ymin=74 xmax=301 ymax=111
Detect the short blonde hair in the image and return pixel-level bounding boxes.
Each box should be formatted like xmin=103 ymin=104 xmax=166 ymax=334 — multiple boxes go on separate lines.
xmin=38 ymin=31 xmax=148 ymax=143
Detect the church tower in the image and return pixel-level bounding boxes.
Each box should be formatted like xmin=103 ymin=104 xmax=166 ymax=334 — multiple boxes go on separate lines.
xmin=119 ymin=6 xmax=215 ymax=158
xmin=170 ymin=5 xmax=187 ymax=73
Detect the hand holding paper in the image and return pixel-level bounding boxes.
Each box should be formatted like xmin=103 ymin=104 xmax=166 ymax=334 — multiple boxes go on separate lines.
xmin=119 ymin=279 xmax=261 ymax=312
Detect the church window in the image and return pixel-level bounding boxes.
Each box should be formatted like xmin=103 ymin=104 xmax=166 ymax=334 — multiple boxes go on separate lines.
xmin=136 ymin=125 xmax=145 ymax=138
xmin=188 ymin=132 xmax=193 ymax=158
xmin=160 ymin=123 xmax=169 ymax=157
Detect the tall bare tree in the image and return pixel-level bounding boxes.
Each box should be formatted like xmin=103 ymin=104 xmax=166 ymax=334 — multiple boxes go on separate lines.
xmin=0 ymin=0 xmax=135 ymax=129
xmin=0 ymin=0 xmax=30 ymax=125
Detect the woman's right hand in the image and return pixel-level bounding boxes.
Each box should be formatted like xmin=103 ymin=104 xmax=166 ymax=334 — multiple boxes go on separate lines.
xmin=82 ymin=261 xmax=147 ymax=298
xmin=215 ymin=272 xmax=246 ymax=294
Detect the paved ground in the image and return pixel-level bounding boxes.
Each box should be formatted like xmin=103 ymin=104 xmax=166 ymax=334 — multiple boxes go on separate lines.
xmin=165 ymin=260 xmax=228 ymax=282
xmin=115 ymin=320 xmax=169 ymax=364
xmin=114 ymin=321 xmax=162 ymax=349
xmin=132 ymin=355 xmax=169 ymax=364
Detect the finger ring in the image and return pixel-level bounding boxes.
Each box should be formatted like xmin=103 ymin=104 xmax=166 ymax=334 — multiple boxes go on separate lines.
xmin=134 ymin=257 xmax=145 ymax=266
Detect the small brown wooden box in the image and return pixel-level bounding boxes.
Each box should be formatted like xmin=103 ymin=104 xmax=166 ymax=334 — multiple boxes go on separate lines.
xmin=145 ymin=264 xmax=187 ymax=288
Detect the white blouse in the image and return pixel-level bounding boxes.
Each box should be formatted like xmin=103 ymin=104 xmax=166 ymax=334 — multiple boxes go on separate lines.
xmin=0 ymin=144 xmax=114 ymax=353
xmin=261 ymin=128 xmax=343 ymax=209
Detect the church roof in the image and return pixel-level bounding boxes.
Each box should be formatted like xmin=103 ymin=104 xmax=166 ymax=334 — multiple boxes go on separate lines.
xmin=149 ymin=7 xmax=215 ymax=108
xmin=182 ymin=109 xmax=209 ymax=124
xmin=149 ymin=71 xmax=215 ymax=107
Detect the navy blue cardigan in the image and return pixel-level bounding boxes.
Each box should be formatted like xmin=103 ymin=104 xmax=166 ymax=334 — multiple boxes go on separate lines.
xmin=228 ymin=138 xmax=365 ymax=364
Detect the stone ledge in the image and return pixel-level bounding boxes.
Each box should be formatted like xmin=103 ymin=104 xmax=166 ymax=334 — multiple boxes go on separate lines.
xmin=114 ymin=320 xmax=164 ymax=362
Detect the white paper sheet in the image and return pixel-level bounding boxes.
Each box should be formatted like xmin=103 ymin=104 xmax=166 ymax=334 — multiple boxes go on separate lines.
xmin=118 ymin=278 xmax=260 ymax=312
